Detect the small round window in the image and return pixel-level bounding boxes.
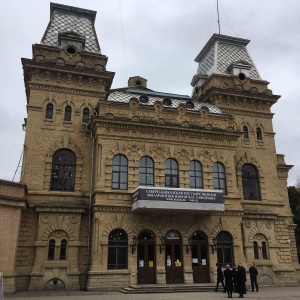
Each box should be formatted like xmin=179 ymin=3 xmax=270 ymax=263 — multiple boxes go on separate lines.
xmin=163 ymin=98 xmax=172 ymax=106
xmin=139 ymin=95 xmax=149 ymax=103
xmin=186 ymin=101 xmax=194 ymax=109
xmin=238 ymin=72 xmax=246 ymax=81
xmin=66 ymin=46 xmax=76 ymax=55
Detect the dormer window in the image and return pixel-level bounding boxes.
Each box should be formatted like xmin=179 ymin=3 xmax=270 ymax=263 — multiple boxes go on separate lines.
xmin=139 ymin=95 xmax=149 ymax=103
xmin=66 ymin=46 xmax=76 ymax=55
xmin=163 ymin=98 xmax=172 ymax=106
xmin=136 ymin=80 xmax=141 ymax=86
xmin=186 ymin=101 xmax=194 ymax=109
xmin=238 ymin=72 xmax=246 ymax=81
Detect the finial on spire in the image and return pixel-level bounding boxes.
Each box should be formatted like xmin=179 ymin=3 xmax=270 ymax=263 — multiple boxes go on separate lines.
xmin=217 ymin=0 xmax=221 ymax=34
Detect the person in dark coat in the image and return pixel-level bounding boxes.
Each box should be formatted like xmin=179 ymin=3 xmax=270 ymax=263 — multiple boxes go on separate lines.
xmin=236 ymin=263 xmax=246 ymax=298
xmin=232 ymin=264 xmax=238 ymax=292
xmin=223 ymin=264 xmax=233 ymax=298
xmin=249 ymin=263 xmax=259 ymax=292
xmin=215 ymin=263 xmax=226 ymax=292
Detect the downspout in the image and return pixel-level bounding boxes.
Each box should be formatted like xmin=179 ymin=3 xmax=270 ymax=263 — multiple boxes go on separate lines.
xmin=83 ymin=124 xmax=95 ymax=290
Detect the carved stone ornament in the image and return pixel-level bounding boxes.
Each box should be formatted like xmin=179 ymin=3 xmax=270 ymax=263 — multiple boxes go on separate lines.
xmin=41 ymin=215 xmax=50 ymax=223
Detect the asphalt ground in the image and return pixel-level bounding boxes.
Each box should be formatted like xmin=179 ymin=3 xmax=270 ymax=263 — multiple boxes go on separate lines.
xmin=4 ymin=286 xmax=300 ymax=300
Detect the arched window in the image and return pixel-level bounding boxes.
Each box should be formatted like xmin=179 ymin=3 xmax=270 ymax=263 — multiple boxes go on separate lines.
xmin=139 ymin=156 xmax=154 ymax=186
xmin=82 ymin=107 xmax=89 ymax=123
xmin=165 ymin=158 xmax=179 ymax=188
xmin=243 ymin=126 xmax=249 ymax=139
xmin=256 ymin=127 xmax=262 ymax=140
xmin=46 ymin=103 xmax=53 ymax=119
xmin=108 ymin=229 xmax=128 ymax=269
xmin=59 ymin=239 xmax=67 ymax=260
xmin=242 ymin=164 xmax=260 ymax=200
xmin=50 ymin=149 xmax=76 ymax=192
xmin=253 ymin=241 xmax=259 ymax=259
xmin=213 ymin=162 xmax=226 ymax=194
xmin=64 ymin=105 xmax=72 ymax=121
xmin=253 ymin=234 xmax=268 ymax=260
xmin=189 ymin=160 xmax=203 ymax=189
xmin=48 ymin=239 xmax=55 ymax=260
xmin=262 ymin=241 xmax=268 ymax=259
xmin=112 ymin=155 xmax=128 ymax=190
xmin=216 ymin=231 xmax=233 ymax=267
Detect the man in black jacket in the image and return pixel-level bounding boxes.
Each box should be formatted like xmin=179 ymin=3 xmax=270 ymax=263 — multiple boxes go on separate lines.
xmin=249 ymin=263 xmax=259 ymax=292
xmin=215 ymin=263 xmax=226 ymax=292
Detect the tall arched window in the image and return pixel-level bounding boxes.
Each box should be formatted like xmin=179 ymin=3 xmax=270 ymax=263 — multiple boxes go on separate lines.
xmin=243 ymin=126 xmax=249 ymax=139
xmin=256 ymin=127 xmax=262 ymax=140
xmin=82 ymin=107 xmax=89 ymax=123
xmin=189 ymin=160 xmax=203 ymax=189
xmin=108 ymin=229 xmax=128 ymax=269
xmin=48 ymin=239 xmax=55 ymax=260
xmin=262 ymin=241 xmax=268 ymax=259
xmin=59 ymin=239 xmax=67 ymax=260
xmin=64 ymin=105 xmax=72 ymax=121
xmin=139 ymin=156 xmax=154 ymax=186
xmin=46 ymin=103 xmax=53 ymax=119
xmin=253 ymin=241 xmax=259 ymax=259
xmin=112 ymin=154 xmax=128 ymax=190
xmin=213 ymin=162 xmax=226 ymax=194
xmin=242 ymin=164 xmax=260 ymax=200
xmin=165 ymin=158 xmax=179 ymax=188
xmin=50 ymin=149 xmax=76 ymax=191
xmin=216 ymin=231 xmax=233 ymax=267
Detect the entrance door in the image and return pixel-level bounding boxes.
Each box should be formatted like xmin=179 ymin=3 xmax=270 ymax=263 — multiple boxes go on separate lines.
xmin=165 ymin=231 xmax=183 ymax=284
xmin=137 ymin=231 xmax=156 ymax=284
xmin=191 ymin=231 xmax=210 ymax=283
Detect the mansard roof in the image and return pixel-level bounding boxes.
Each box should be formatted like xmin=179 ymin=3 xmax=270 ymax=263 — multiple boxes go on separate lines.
xmin=194 ymin=34 xmax=261 ymax=80
xmin=41 ymin=3 xmax=100 ymax=54
xmin=107 ymin=88 xmax=223 ymax=114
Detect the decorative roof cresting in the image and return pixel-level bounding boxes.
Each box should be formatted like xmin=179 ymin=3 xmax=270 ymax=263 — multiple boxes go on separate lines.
xmin=41 ymin=3 xmax=101 ymax=54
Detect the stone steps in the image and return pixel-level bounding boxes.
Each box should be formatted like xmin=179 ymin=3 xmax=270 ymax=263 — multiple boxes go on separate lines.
xmin=119 ymin=283 xmax=215 ymax=294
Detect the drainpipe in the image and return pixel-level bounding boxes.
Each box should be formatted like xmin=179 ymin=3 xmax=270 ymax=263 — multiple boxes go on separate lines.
xmin=82 ymin=124 xmax=95 ymax=290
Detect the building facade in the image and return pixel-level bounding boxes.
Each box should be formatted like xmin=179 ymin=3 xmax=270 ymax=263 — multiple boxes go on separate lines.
xmin=1 ymin=2 xmax=299 ymax=292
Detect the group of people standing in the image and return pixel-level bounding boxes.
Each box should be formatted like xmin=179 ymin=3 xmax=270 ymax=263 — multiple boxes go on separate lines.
xmin=215 ymin=263 xmax=259 ymax=298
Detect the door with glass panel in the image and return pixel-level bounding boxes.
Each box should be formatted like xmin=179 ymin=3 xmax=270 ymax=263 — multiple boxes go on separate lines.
xmin=137 ymin=231 xmax=156 ymax=284
xmin=191 ymin=231 xmax=210 ymax=283
xmin=165 ymin=231 xmax=183 ymax=284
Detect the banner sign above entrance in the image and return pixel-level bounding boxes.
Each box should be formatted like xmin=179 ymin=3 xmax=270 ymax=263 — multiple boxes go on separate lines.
xmin=133 ymin=187 xmax=223 ymax=204
xmin=131 ymin=187 xmax=224 ymax=213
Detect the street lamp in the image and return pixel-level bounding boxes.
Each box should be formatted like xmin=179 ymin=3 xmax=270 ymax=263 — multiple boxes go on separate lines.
xmin=212 ymin=236 xmax=217 ymax=254
xmin=132 ymin=236 xmax=137 ymax=254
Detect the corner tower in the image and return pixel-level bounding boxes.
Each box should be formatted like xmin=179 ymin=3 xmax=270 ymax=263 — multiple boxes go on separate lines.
xmin=19 ymin=3 xmax=114 ymax=290
xmin=191 ymin=34 xmax=296 ymax=286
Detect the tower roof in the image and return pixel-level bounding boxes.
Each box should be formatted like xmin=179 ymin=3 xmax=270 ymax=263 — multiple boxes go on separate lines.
xmin=194 ymin=34 xmax=261 ymax=80
xmin=41 ymin=3 xmax=101 ymax=54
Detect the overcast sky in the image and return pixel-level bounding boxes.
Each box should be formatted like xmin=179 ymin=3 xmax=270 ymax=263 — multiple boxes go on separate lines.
xmin=0 ymin=0 xmax=299 ymax=186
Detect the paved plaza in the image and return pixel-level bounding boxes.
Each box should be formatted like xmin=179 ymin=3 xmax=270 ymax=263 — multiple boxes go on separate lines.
xmin=4 ymin=287 xmax=300 ymax=300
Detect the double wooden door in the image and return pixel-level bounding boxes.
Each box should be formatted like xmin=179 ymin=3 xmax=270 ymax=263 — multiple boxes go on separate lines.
xmin=137 ymin=231 xmax=156 ymax=284
xmin=191 ymin=231 xmax=210 ymax=283
xmin=165 ymin=231 xmax=183 ymax=284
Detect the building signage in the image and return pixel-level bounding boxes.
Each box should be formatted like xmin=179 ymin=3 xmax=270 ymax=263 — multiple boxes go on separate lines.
xmin=132 ymin=187 xmax=223 ymax=204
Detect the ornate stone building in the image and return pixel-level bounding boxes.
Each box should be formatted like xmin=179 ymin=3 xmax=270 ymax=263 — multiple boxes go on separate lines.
xmin=1 ymin=2 xmax=299 ymax=292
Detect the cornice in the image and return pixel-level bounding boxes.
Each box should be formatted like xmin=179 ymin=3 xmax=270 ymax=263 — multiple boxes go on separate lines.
xmin=28 ymin=83 xmax=106 ymax=98
xmin=220 ymin=108 xmax=273 ymax=119
xmin=93 ymin=205 xmax=131 ymax=213
xmin=94 ymin=119 xmax=241 ymax=142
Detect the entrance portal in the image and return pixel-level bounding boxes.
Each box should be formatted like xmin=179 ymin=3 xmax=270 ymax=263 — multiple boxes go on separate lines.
xmin=165 ymin=231 xmax=183 ymax=284
xmin=137 ymin=231 xmax=156 ymax=284
xmin=190 ymin=231 xmax=210 ymax=283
